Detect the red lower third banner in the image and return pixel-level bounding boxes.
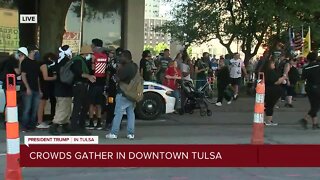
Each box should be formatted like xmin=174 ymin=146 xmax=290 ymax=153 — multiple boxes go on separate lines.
xmin=20 ymin=145 xmax=320 ymax=167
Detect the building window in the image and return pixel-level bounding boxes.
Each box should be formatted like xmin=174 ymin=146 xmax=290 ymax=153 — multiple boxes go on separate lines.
xmin=65 ymin=0 xmax=123 ymax=52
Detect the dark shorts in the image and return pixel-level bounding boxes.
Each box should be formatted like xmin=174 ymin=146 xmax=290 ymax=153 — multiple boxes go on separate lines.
xmin=230 ymin=78 xmax=241 ymax=86
xmin=41 ymin=84 xmax=55 ymax=100
xmin=88 ymin=85 xmax=104 ymax=105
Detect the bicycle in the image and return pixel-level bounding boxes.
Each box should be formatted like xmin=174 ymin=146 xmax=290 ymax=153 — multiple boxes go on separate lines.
xmin=194 ymin=76 xmax=217 ymax=104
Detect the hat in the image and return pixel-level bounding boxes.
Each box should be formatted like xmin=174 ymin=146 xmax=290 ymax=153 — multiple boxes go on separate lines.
xmin=80 ymin=46 xmax=92 ymax=54
xmin=18 ymin=47 xmax=28 ymax=56
xmin=27 ymin=45 xmax=39 ymax=52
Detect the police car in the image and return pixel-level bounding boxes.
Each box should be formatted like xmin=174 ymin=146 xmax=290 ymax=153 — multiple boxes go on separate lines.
xmin=0 ymin=81 xmax=176 ymax=120
xmin=136 ymin=81 xmax=176 ymax=120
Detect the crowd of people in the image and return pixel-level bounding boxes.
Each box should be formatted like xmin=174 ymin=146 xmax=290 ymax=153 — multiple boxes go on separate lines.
xmin=256 ymin=50 xmax=320 ymax=127
xmin=1 ymin=39 xmax=140 ymax=139
xmin=1 ymin=40 xmax=319 ymax=139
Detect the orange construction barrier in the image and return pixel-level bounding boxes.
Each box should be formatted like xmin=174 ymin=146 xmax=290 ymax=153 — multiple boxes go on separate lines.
xmin=5 ymin=74 xmax=22 ymax=180
xmin=251 ymin=72 xmax=265 ymax=145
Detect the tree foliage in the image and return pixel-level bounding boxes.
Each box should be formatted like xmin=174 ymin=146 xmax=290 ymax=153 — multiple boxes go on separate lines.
xmin=144 ymin=45 xmax=156 ymax=55
xmin=157 ymin=0 xmax=320 ymax=63
xmin=154 ymin=42 xmax=169 ymax=55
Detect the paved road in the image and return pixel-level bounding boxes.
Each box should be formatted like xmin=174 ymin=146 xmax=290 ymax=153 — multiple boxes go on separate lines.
xmin=1 ymin=97 xmax=320 ymax=180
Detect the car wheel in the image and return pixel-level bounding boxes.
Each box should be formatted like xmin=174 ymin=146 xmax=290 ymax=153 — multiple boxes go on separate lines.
xmin=136 ymin=92 xmax=164 ymax=120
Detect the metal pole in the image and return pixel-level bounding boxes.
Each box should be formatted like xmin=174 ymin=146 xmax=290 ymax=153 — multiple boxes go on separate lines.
xmin=78 ymin=0 xmax=85 ymax=54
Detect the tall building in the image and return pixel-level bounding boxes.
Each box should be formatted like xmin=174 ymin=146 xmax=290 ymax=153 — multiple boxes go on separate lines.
xmin=144 ymin=0 xmax=171 ymax=49
xmin=145 ymin=0 xmax=160 ymax=19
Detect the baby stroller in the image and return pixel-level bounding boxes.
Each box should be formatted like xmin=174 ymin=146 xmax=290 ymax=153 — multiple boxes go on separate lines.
xmin=180 ymin=80 xmax=212 ymax=116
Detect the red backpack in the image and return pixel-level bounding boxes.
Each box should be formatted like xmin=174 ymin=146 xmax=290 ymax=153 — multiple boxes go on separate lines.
xmin=93 ymin=52 xmax=108 ymax=77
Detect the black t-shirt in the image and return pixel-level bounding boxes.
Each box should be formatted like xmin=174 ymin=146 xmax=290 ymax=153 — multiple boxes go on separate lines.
xmin=1 ymin=56 xmax=19 ymax=90
xmin=140 ymin=58 xmax=152 ymax=81
xmin=265 ymin=69 xmax=280 ymax=87
xmin=21 ymin=58 xmax=40 ymax=92
xmin=39 ymin=60 xmax=55 ymax=91
xmin=302 ymin=62 xmax=320 ymax=89
xmin=216 ymin=66 xmax=230 ymax=86
xmin=288 ymin=66 xmax=299 ymax=85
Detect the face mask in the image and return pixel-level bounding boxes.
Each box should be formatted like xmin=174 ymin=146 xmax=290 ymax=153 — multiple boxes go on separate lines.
xmin=85 ymin=54 xmax=92 ymax=60
xmin=34 ymin=51 xmax=41 ymax=61
xmin=14 ymin=52 xmax=19 ymax=60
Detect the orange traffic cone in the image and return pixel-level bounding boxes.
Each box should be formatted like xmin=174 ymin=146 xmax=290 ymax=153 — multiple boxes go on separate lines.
xmin=251 ymin=72 xmax=265 ymax=145
xmin=5 ymin=74 xmax=22 ymax=180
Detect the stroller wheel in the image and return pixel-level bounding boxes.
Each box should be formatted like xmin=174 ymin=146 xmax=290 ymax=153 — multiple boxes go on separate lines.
xmin=207 ymin=110 xmax=212 ymax=116
xmin=189 ymin=110 xmax=194 ymax=114
xmin=200 ymin=110 xmax=206 ymax=116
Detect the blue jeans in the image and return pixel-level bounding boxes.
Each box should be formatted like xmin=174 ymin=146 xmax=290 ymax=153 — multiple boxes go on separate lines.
xmin=111 ymin=93 xmax=135 ymax=135
xmin=172 ymin=90 xmax=181 ymax=110
xmin=21 ymin=91 xmax=40 ymax=129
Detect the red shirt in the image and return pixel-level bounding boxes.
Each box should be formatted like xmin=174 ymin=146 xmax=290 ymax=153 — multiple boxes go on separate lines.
xmin=163 ymin=67 xmax=181 ymax=90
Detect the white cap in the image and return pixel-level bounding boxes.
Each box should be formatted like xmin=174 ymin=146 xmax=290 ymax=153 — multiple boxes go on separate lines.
xmin=18 ymin=47 xmax=28 ymax=57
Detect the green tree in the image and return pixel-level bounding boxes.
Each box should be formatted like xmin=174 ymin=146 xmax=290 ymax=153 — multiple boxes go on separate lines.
xmin=144 ymin=45 xmax=156 ymax=55
xmin=187 ymin=47 xmax=192 ymax=57
xmin=158 ymin=0 xmax=320 ymax=64
xmin=154 ymin=42 xmax=169 ymax=55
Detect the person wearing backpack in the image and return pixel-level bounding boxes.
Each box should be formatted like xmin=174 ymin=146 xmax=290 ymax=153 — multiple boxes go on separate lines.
xmin=106 ymin=50 xmax=142 ymax=140
xmin=70 ymin=46 xmax=96 ymax=135
xmin=86 ymin=39 xmax=108 ymax=130
xmin=49 ymin=45 xmax=73 ymax=135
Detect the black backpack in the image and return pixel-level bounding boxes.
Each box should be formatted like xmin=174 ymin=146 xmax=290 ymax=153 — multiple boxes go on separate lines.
xmin=59 ymin=60 xmax=74 ymax=85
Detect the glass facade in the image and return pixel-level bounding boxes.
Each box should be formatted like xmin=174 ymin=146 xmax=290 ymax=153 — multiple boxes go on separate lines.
xmin=64 ymin=0 xmax=123 ymax=53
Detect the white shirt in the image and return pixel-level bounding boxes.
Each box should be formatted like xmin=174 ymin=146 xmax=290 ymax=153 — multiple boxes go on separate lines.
xmin=229 ymin=58 xmax=244 ymax=78
xmin=181 ymin=63 xmax=192 ymax=81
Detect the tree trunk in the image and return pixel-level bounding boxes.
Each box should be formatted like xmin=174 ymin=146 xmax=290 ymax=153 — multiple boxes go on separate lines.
xmin=244 ymin=51 xmax=254 ymax=66
xmin=39 ymin=0 xmax=73 ymax=55
xmin=18 ymin=0 xmax=38 ymax=47
xmin=182 ymin=44 xmax=189 ymax=56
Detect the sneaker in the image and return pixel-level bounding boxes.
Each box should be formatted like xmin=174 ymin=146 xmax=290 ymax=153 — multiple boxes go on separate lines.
xmin=264 ymin=121 xmax=278 ymax=126
xmin=227 ymin=101 xmax=232 ymax=105
xmin=127 ymin=134 xmax=135 ymax=140
xmin=233 ymin=94 xmax=238 ymax=100
xmin=106 ymin=133 xmax=118 ymax=139
xmin=284 ymin=103 xmax=293 ymax=108
xmin=36 ymin=122 xmax=50 ymax=129
xmin=95 ymin=122 xmax=103 ymax=130
xmin=21 ymin=128 xmax=29 ymax=133
xmin=215 ymin=102 xmax=222 ymax=107
xmin=86 ymin=121 xmax=95 ymax=130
